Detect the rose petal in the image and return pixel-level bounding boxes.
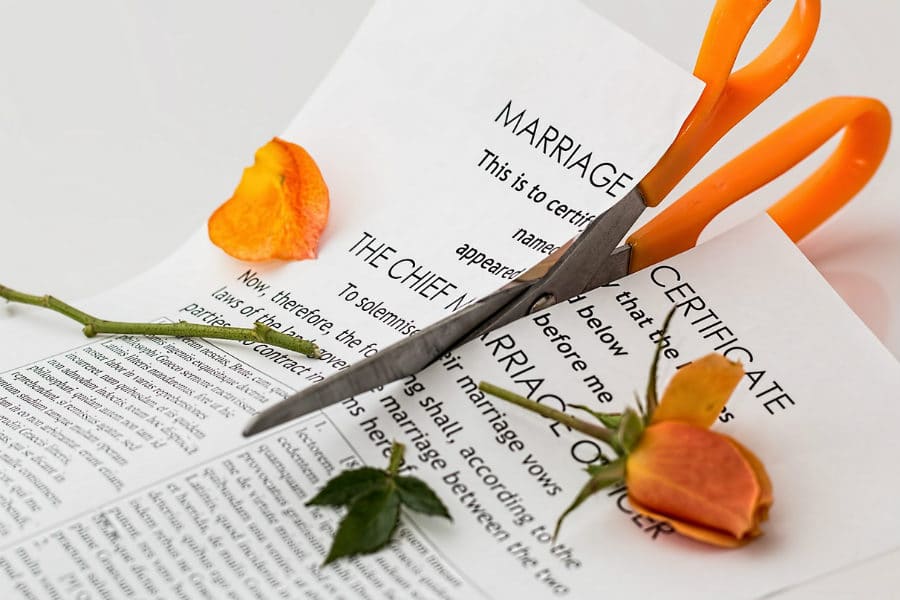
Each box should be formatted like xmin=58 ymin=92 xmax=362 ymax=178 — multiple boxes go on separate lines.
xmin=652 ymin=354 xmax=743 ymax=428
xmin=626 ymin=421 xmax=765 ymax=541
xmin=208 ymin=137 xmax=329 ymax=261
xmin=628 ymin=497 xmax=749 ymax=548
xmin=728 ymin=437 xmax=773 ymax=532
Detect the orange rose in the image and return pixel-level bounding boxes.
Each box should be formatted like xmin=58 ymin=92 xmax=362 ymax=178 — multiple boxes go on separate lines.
xmin=626 ymin=354 xmax=772 ymax=547
xmin=208 ymin=137 xmax=329 ymax=261
xmin=481 ymin=347 xmax=773 ymax=548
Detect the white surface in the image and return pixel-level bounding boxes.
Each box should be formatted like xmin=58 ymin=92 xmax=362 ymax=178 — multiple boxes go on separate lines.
xmin=1 ymin=1 xmax=898 ymax=597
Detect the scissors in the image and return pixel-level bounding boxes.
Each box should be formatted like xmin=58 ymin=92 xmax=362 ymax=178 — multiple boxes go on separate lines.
xmin=244 ymin=0 xmax=891 ymax=436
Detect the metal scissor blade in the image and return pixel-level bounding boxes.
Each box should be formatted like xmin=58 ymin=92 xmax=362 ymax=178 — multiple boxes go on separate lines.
xmin=587 ymin=244 xmax=632 ymax=289
xmin=469 ymin=187 xmax=647 ymax=336
xmin=243 ymin=281 xmax=531 ymax=436
xmin=244 ymin=188 xmax=645 ymax=437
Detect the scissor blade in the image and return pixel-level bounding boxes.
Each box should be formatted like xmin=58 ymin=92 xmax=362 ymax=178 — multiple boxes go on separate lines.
xmin=588 ymin=244 xmax=632 ymax=289
xmin=243 ymin=281 xmax=531 ymax=436
xmin=470 ymin=187 xmax=647 ymax=336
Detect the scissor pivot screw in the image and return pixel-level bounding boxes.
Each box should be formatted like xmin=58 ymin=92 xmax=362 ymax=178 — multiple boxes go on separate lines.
xmin=529 ymin=293 xmax=556 ymax=314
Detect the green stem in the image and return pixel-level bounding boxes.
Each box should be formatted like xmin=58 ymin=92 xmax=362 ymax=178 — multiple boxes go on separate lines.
xmin=387 ymin=441 xmax=405 ymax=477
xmin=645 ymin=306 xmax=677 ymax=419
xmin=0 ymin=283 xmax=320 ymax=359
xmin=479 ymin=382 xmax=617 ymax=447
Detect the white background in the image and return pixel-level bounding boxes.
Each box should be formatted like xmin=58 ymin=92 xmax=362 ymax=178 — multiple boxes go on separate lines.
xmin=1 ymin=1 xmax=898 ymax=597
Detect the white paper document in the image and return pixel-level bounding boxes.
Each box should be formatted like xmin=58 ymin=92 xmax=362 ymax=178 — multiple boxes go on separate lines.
xmin=2 ymin=0 xmax=898 ymax=598
xmin=7 ymin=212 xmax=900 ymax=600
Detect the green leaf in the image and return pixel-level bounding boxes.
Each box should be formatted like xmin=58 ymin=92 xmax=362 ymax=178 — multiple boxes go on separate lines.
xmin=616 ymin=407 xmax=644 ymax=454
xmin=323 ymin=485 xmax=400 ymax=565
xmin=633 ymin=392 xmax=645 ymax=419
xmin=586 ymin=458 xmax=611 ymax=475
xmin=306 ymin=467 xmax=387 ymax=507
xmin=396 ymin=476 xmax=452 ymax=520
xmin=313 ymin=441 xmax=453 ymax=565
xmin=569 ymin=404 xmax=622 ymax=429
xmin=554 ymin=459 xmax=624 ymax=540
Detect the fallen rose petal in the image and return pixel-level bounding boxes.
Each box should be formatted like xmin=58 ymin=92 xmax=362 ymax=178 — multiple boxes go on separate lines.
xmin=651 ymin=353 xmax=743 ymax=428
xmin=626 ymin=421 xmax=769 ymax=544
xmin=208 ymin=137 xmax=329 ymax=261
xmin=627 ymin=497 xmax=747 ymax=548
xmin=728 ymin=437 xmax=773 ymax=532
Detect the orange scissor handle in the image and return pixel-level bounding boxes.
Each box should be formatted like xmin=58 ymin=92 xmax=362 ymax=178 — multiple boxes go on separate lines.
xmin=640 ymin=0 xmax=820 ymax=206
xmin=627 ymin=96 xmax=891 ymax=272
